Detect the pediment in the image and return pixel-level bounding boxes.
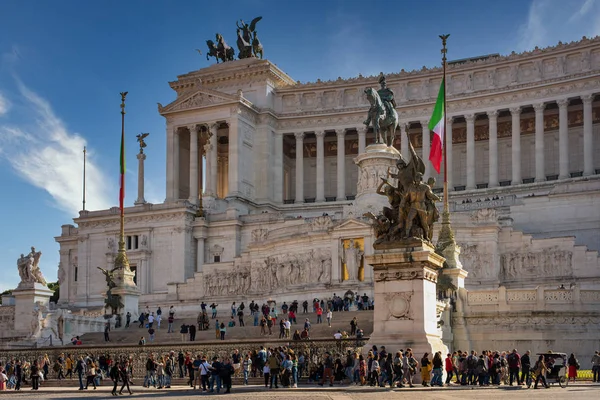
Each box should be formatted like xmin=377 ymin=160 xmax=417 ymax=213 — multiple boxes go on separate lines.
xmin=333 ymin=218 xmax=372 ymax=232
xmin=158 ymin=88 xmax=238 ymax=114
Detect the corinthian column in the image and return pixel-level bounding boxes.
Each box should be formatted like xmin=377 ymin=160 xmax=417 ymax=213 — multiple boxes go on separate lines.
xmin=273 ymin=132 xmax=284 ymax=203
xmin=295 ymin=132 xmax=305 ymax=204
xmin=358 ymin=126 xmax=367 ymax=154
xmin=400 ymin=123 xmax=409 ymax=160
xmin=557 ymin=98 xmax=570 ymax=180
xmin=173 ymin=128 xmax=180 ymax=199
xmin=336 ymin=129 xmax=346 ymax=201
xmin=209 ymin=124 xmax=218 ymax=197
xmin=421 ymin=119 xmax=430 ymax=180
xmin=487 ymin=110 xmax=499 ymax=188
xmin=446 ymin=117 xmax=453 ymax=191
xmin=189 ymin=124 xmax=199 ymax=204
xmin=465 ymin=114 xmax=476 ymax=190
xmin=510 ymin=107 xmax=521 ymax=185
xmin=203 ymin=143 xmax=212 ymax=195
xmin=166 ymin=124 xmax=174 ymax=202
xmin=582 ymin=94 xmax=594 ymax=176
xmin=534 ymin=103 xmax=546 ymax=182
xmin=134 ymin=152 xmax=147 ymax=205
xmin=315 ymin=130 xmax=325 ymax=202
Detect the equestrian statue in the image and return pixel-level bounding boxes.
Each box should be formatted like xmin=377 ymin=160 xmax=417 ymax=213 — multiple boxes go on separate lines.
xmin=363 ymin=74 xmax=399 ymax=146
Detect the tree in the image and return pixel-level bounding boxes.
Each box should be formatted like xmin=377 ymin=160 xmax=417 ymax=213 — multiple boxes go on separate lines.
xmin=47 ymin=281 xmax=60 ymax=303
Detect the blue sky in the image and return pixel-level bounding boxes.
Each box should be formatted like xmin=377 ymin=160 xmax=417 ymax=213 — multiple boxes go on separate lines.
xmin=0 ymin=0 xmax=598 ymax=293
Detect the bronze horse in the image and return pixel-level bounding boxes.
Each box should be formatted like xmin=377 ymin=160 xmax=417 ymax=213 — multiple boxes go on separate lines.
xmin=364 ymin=87 xmax=399 ymax=146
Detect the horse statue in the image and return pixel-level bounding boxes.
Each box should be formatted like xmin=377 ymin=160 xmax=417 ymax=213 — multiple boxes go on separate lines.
xmin=105 ymin=292 xmax=124 ymax=315
xmin=206 ymin=39 xmax=220 ymax=63
xmin=252 ymin=33 xmax=263 ymax=59
xmin=364 ymin=87 xmax=398 ymax=146
xmin=236 ymin=28 xmax=252 ymax=59
xmin=216 ymin=33 xmax=234 ymax=63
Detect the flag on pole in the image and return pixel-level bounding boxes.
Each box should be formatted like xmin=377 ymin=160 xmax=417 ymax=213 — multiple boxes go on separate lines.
xmin=428 ymin=78 xmax=445 ymax=174
xmin=119 ymin=128 xmax=125 ymax=213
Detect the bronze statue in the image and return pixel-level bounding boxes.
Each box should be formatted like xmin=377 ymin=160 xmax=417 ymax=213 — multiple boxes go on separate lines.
xmin=364 ymin=74 xmax=399 ymax=145
xmin=252 ymin=32 xmax=263 ymax=59
xmin=367 ymin=129 xmax=440 ymax=245
xmin=216 ymin=33 xmax=235 ymax=62
xmin=136 ymin=133 xmax=149 ymax=154
xmin=236 ymin=17 xmax=262 ymax=59
xmin=97 ymin=266 xmax=122 ymax=314
xmin=206 ymin=40 xmax=220 ymax=63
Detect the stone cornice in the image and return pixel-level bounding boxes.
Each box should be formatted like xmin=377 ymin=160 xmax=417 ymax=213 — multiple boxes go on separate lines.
xmin=170 ymin=58 xmax=296 ymax=94
xmin=287 ymin=35 xmax=600 ymax=89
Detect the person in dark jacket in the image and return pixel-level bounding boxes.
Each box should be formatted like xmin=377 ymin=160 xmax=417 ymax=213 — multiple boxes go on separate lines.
xmin=119 ymin=362 xmax=133 ymax=395
xmin=30 ymin=360 xmax=40 ymax=390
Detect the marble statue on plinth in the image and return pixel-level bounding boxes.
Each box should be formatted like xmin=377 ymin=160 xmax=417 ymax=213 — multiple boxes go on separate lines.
xmin=17 ymin=246 xmax=47 ymax=287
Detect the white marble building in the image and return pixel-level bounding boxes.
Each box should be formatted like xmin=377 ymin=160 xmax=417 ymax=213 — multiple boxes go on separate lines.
xmin=56 ymin=37 xmax=600 ymax=360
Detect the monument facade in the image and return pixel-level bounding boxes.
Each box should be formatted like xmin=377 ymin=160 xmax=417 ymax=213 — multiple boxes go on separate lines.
xmin=51 ymin=33 xmax=600 ymax=364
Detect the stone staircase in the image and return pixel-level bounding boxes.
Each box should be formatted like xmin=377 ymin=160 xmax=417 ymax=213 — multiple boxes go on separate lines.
xmin=75 ymin=310 xmax=373 ymax=347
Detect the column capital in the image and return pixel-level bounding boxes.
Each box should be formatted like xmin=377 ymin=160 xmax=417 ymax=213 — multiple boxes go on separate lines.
xmin=465 ymin=113 xmax=475 ymax=123
xmin=581 ymin=94 xmax=594 ymax=104
xmin=510 ymin=106 xmax=521 ymax=115
xmin=556 ymin=98 xmax=569 ymax=108
xmin=335 ymin=128 xmax=346 ymax=137
xmin=399 ymin=122 xmax=408 ymax=130
xmin=446 ymin=116 xmax=453 ymax=125
xmin=315 ymin=130 xmax=326 ymax=138
xmin=533 ymin=103 xmax=546 ymax=113
xmin=273 ymin=131 xmax=284 ymax=137
xmin=136 ymin=153 xmax=147 ymax=161
xmin=203 ymin=143 xmax=212 ymax=153
xmin=420 ymin=119 xmax=429 ymax=126
xmin=188 ymin=124 xmax=198 ymax=133
xmin=209 ymin=123 xmax=219 ymax=132
xmin=294 ymin=132 xmax=305 ymax=140
xmin=486 ymin=110 xmax=499 ymax=118
xmin=357 ymin=126 xmax=367 ymax=135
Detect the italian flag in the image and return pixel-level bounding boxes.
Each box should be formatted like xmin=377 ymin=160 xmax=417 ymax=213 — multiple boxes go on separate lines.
xmin=119 ymin=126 xmax=125 ymax=214
xmin=428 ymin=78 xmax=445 ymax=174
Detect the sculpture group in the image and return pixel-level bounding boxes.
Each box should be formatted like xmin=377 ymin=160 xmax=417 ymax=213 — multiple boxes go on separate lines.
xmin=97 ymin=267 xmax=123 ymax=315
xmin=17 ymin=247 xmax=47 ymax=286
xmin=363 ymin=75 xmax=440 ymax=245
xmin=205 ymin=17 xmax=263 ymax=63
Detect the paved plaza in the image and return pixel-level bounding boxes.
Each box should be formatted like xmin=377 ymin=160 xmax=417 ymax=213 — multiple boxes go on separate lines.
xmin=1 ymin=384 xmax=598 ymax=399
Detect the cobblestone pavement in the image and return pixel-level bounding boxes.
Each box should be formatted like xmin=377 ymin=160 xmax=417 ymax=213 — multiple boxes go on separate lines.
xmin=1 ymin=384 xmax=599 ymax=399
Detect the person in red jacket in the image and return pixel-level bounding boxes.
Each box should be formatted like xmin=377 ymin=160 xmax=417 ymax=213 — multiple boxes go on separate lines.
xmin=445 ymin=353 xmax=454 ymax=385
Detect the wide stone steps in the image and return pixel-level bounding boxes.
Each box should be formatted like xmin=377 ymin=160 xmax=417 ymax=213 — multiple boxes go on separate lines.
xmin=76 ymin=310 xmax=373 ymax=346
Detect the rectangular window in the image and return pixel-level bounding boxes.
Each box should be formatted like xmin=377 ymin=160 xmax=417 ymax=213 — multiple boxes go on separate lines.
xmin=126 ymin=236 xmax=132 ymax=250
xmin=74 ymin=266 xmax=78 ymax=282
xmin=214 ymin=255 xmax=221 ymax=263
xmin=134 ymin=235 xmax=139 ymax=249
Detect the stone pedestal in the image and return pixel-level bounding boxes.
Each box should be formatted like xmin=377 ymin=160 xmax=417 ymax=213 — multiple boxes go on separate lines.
xmin=350 ymin=144 xmax=400 ymax=217
xmin=365 ymin=239 xmax=448 ymax=371
xmin=112 ymin=267 xmax=140 ymax=320
xmin=12 ymin=282 xmax=54 ymax=336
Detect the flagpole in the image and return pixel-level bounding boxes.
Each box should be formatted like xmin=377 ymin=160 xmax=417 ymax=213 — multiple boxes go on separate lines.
xmin=440 ymin=34 xmax=450 ymax=213
xmin=82 ymin=146 xmax=87 ymax=211
xmin=435 ymin=34 xmax=458 ymax=266
xmin=115 ymin=91 xmax=130 ymax=272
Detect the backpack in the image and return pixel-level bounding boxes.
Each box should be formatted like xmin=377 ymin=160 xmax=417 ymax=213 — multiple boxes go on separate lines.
xmin=109 ymin=365 xmax=119 ymax=380
xmin=467 ymin=355 xmax=477 ymax=369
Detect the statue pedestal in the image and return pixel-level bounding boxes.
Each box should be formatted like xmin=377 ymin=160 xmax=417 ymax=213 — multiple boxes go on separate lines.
xmin=365 ymin=239 xmax=448 ymax=380
xmin=348 ymin=144 xmax=400 ymax=218
xmin=112 ymin=268 xmax=140 ymax=320
xmin=12 ymin=282 xmax=54 ymax=336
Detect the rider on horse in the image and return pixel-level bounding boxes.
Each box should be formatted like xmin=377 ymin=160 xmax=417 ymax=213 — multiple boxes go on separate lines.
xmin=377 ymin=74 xmax=396 ymax=119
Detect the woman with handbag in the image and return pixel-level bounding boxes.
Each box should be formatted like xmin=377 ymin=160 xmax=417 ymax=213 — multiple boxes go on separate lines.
xmin=84 ymin=361 xmax=97 ymax=390
xmin=567 ymin=353 xmax=579 ymax=382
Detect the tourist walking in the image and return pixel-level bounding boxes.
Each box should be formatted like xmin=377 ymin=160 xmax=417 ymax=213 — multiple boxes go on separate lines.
xmin=420 ymin=353 xmax=431 ymax=387
xmin=30 ymin=360 xmax=40 ymax=391
xmin=220 ymin=322 xmax=226 ymax=340
xmin=125 ymin=311 xmax=131 ymax=328
xmin=521 ymin=350 xmax=532 ymax=387
xmin=431 ymin=352 xmax=444 ymax=386
xmin=592 ymin=351 xmax=600 ymax=382
xmin=109 ymin=362 xmax=120 ymax=396
xmin=84 ymin=360 xmax=97 ymax=390
xmin=533 ymin=355 xmax=549 ymax=389
xmin=118 ymin=361 xmax=133 ymax=395
xmin=326 ymin=309 xmax=332 ymax=327
xmin=567 ymin=353 xmax=579 ymax=382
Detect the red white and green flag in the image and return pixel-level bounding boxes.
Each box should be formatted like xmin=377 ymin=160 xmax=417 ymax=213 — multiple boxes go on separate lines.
xmin=428 ymin=78 xmax=445 ymax=174
xmin=119 ymin=127 xmax=125 ymax=214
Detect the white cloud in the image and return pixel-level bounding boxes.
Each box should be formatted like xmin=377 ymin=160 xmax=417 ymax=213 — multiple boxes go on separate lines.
xmin=0 ymin=92 xmax=9 ymax=116
xmin=0 ymin=83 xmax=113 ymax=215
xmin=517 ymin=0 xmax=600 ymax=51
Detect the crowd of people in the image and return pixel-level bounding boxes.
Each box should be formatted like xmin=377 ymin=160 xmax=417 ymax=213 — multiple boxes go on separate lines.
xmin=130 ymin=293 xmax=372 ymax=344
xmin=0 ymin=346 xmax=596 ymax=392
